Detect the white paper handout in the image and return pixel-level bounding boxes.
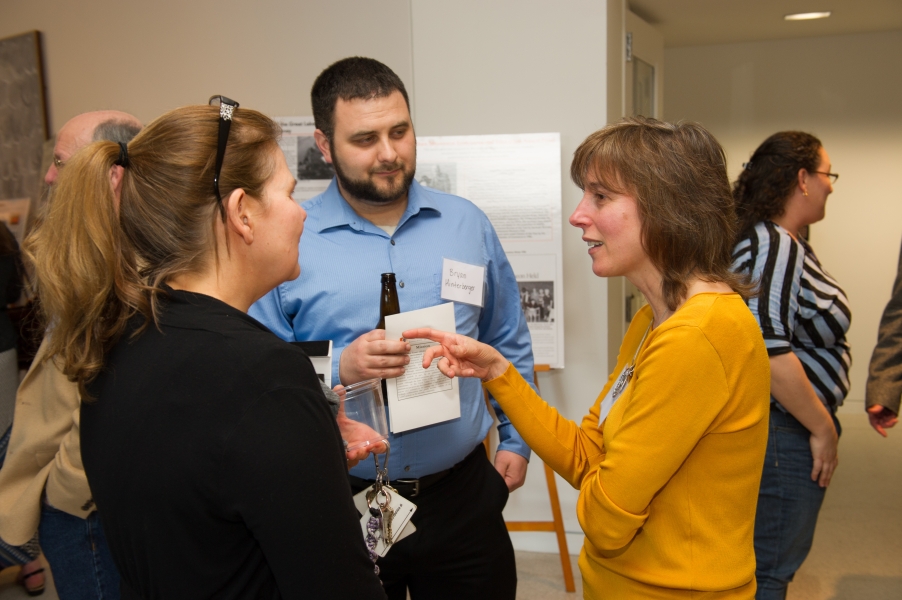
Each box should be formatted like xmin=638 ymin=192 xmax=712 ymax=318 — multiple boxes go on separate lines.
xmin=384 ymin=303 xmax=461 ymax=433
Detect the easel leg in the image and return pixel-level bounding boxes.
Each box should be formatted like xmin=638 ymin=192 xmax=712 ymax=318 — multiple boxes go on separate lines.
xmin=543 ymin=461 xmax=575 ymax=592
xmin=484 ymin=367 xmax=576 ymax=592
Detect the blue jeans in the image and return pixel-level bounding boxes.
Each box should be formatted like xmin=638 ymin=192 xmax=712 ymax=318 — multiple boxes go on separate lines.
xmin=754 ymin=405 xmax=841 ymax=600
xmin=39 ymin=503 xmax=120 ymax=600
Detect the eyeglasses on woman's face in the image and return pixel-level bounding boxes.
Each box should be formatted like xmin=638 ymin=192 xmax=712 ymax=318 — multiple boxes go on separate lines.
xmin=812 ymin=171 xmax=839 ymax=184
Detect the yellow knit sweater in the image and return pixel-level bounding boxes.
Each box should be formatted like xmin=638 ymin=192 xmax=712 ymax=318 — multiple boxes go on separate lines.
xmin=485 ymin=293 xmax=770 ymax=598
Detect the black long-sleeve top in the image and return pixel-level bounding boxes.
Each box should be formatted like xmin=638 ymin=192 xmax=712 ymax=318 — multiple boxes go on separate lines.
xmin=81 ymin=288 xmax=385 ymax=600
xmin=0 ymin=225 xmax=23 ymax=353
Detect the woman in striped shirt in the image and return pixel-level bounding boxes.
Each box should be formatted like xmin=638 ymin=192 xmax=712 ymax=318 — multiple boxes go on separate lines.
xmin=732 ymin=131 xmax=850 ymax=600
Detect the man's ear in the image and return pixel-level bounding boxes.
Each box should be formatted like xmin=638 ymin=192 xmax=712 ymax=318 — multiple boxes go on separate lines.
xmin=313 ymin=129 xmax=333 ymax=164
xmin=110 ymin=165 xmax=125 ymax=197
xmin=225 ymin=188 xmax=253 ymax=244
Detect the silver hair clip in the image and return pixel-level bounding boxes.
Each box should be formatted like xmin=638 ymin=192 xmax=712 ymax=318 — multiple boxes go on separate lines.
xmin=742 ymin=161 xmax=753 ymax=169
xmin=220 ymin=104 xmax=236 ymax=121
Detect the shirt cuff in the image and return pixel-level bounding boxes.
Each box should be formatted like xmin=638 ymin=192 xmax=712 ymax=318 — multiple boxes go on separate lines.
xmin=496 ymin=420 xmax=531 ymax=460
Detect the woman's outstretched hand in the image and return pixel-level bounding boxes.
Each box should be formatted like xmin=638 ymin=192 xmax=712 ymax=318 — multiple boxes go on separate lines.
xmin=401 ymin=328 xmax=509 ymax=382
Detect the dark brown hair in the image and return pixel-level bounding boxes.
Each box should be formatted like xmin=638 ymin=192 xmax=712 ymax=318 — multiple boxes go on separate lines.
xmin=25 ymin=104 xmax=281 ymax=398
xmin=571 ymin=116 xmax=749 ymax=311
xmin=732 ymin=131 xmax=822 ymax=237
xmin=311 ymin=56 xmax=410 ymax=141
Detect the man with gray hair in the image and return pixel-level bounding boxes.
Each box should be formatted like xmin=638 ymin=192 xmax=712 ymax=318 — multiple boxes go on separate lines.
xmin=44 ymin=110 xmax=142 ymax=186
xmin=0 ymin=110 xmax=141 ymax=599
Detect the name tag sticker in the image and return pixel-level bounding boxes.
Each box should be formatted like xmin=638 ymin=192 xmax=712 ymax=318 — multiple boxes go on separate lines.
xmin=441 ymin=258 xmax=485 ymax=307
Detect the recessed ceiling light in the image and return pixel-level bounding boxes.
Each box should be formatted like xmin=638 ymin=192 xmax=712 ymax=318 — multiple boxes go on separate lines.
xmin=784 ymin=11 xmax=832 ymax=21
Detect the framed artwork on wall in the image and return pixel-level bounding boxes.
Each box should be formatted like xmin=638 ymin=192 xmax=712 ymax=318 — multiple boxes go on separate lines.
xmin=0 ymin=30 xmax=49 ymax=236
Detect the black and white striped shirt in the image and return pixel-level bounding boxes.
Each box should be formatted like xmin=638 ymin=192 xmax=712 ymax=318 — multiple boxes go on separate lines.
xmin=732 ymin=221 xmax=851 ymax=409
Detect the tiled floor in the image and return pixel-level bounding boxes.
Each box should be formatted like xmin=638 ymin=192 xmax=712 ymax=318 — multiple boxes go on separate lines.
xmin=0 ymin=555 xmax=55 ymax=599
xmin=0 ymin=413 xmax=898 ymax=599
xmin=781 ymin=411 xmax=902 ymax=600
xmin=515 ymin=550 xmax=582 ymax=599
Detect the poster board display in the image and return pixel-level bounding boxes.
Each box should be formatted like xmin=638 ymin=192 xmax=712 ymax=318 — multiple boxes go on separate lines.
xmin=415 ymin=133 xmax=564 ymax=367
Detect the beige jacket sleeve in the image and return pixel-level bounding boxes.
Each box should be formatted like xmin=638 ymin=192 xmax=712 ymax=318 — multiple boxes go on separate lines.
xmin=0 ymin=337 xmax=93 ymax=546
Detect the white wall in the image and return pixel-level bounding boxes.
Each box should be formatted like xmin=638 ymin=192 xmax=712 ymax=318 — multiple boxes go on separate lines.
xmin=2 ymin=0 xmax=614 ymax=553
xmin=410 ymin=0 xmax=609 ymax=554
xmin=665 ymin=30 xmax=902 ymax=410
xmin=1 ymin=0 xmax=414 ymax=131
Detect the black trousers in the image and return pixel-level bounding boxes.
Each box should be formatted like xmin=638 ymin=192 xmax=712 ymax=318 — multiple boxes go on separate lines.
xmin=351 ymin=446 xmax=517 ymax=600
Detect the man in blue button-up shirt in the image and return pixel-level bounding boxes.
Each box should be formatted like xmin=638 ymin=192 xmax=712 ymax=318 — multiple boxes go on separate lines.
xmin=250 ymin=57 xmax=534 ymax=599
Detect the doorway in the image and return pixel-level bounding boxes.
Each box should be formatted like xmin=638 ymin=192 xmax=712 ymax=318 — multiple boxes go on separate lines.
xmin=606 ymin=9 xmax=664 ymax=371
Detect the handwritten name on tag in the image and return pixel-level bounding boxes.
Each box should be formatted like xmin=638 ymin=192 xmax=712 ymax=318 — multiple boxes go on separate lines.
xmin=441 ymin=258 xmax=485 ymax=307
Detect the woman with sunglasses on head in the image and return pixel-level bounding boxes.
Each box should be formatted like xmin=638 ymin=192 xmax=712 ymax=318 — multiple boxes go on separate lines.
xmin=405 ymin=117 xmax=771 ymax=598
xmin=731 ymin=132 xmax=848 ymax=599
xmin=24 ymin=99 xmax=386 ymax=599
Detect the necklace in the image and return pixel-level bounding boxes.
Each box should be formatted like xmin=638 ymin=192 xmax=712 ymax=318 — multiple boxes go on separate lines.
xmin=611 ymin=322 xmax=652 ymax=400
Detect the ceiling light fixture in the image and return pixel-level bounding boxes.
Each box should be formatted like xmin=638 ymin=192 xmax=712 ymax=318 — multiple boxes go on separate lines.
xmin=784 ymin=11 xmax=832 ymax=21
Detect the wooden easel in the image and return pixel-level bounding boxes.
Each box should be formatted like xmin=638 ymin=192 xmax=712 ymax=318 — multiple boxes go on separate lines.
xmin=484 ymin=364 xmax=576 ymax=593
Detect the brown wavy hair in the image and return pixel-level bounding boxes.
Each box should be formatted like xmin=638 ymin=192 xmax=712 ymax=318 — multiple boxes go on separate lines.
xmin=24 ymin=104 xmax=281 ymax=398
xmin=733 ymin=131 xmax=822 ymax=238
xmin=571 ymin=116 xmax=750 ymax=311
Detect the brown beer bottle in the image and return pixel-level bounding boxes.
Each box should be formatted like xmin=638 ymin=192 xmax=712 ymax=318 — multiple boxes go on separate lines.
xmin=376 ymin=273 xmax=401 ymax=329
xmin=377 ymin=273 xmax=400 ymax=399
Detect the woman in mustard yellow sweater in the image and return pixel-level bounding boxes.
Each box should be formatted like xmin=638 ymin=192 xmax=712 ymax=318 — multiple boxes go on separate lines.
xmin=405 ymin=118 xmax=771 ymax=598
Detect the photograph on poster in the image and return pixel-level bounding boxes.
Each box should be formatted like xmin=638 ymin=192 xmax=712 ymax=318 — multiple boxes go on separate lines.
xmin=509 ymin=253 xmax=560 ymax=367
xmin=416 ymin=163 xmax=456 ymax=195
xmin=275 ymin=117 xmax=332 ymax=202
xmin=518 ymin=281 xmax=555 ymax=323
xmin=296 ymin=135 xmax=335 ymax=180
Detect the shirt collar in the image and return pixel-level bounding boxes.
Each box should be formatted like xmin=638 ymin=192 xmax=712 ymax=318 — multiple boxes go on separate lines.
xmin=312 ymin=178 xmax=441 ymax=234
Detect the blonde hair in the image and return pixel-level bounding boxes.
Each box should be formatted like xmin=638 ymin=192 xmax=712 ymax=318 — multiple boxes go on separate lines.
xmin=25 ymin=104 xmax=281 ymax=398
